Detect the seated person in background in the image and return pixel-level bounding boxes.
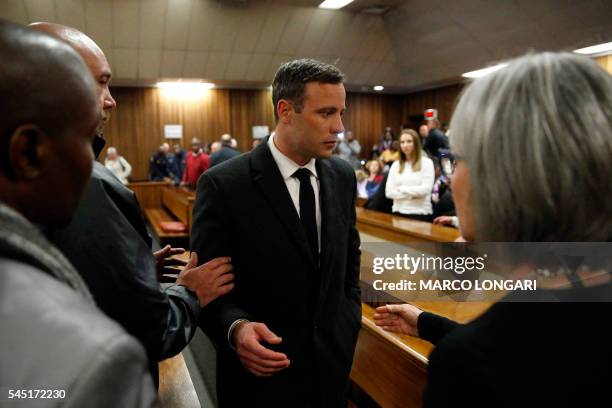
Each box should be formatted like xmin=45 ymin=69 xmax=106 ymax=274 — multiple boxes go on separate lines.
xmin=418 ymin=124 xmax=429 ymax=144
xmin=431 ymin=157 xmax=455 ymax=218
xmin=380 ymin=140 xmax=400 ymax=167
xmin=104 ymin=146 xmax=132 ymax=185
xmin=374 ymin=52 xmax=612 ymax=407
xmin=378 ymin=126 xmax=394 ymax=154
xmin=356 ymin=169 xmax=369 ymax=199
xmin=181 ymin=137 xmax=210 ymax=190
xmin=149 ymin=142 xmax=175 ymax=181
xmin=210 ymin=133 xmax=240 ymax=167
xmin=365 ymin=159 xmax=384 ymax=198
xmin=385 ymin=129 xmax=435 ymax=222
xmin=0 ymin=21 xmax=155 ymax=406
xmin=30 ymin=22 xmax=235 ymax=385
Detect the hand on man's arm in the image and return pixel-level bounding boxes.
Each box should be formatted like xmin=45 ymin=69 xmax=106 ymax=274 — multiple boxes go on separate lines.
xmin=153 ymin=245 xmax=187 ymax=282
xmin=232 ymin=321 xmax=290 ymax=377
xmin=177 ymin=252 xmax=234 ymax=307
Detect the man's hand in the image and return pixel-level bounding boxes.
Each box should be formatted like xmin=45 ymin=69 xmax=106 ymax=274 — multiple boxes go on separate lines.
xmin=176 ymin=252 xmax=234 ymax=307
xmin=373 ymin=304 xmax=423 ymax=337
xmin=233 ymin=322 xmax=290 ymax=377
xmin=153 ymin=245 xmax=187 ymax=282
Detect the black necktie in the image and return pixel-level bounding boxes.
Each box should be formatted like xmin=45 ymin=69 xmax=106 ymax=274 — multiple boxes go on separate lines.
xmin=293 ymin=168 xmax=318 ymax=261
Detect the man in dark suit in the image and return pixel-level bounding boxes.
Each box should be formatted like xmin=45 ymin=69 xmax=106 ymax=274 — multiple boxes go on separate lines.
xmin=191 ymin=59 xmax=362 ymax=407
xmin=30 ymin=22 xmax=234 ymax=385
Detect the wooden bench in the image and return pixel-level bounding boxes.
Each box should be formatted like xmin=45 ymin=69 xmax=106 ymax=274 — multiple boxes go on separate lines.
xmin=143 ymin=186 xmax=196 ymax=247
xmin=158 ymin=353 xmax=200 ymax=408
xmin=143 ymin=207 xmax=189 ymax=248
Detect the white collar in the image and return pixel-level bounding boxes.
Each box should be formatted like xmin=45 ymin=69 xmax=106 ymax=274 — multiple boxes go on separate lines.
xmin=268 ymin=134 xmax=318 ymax=181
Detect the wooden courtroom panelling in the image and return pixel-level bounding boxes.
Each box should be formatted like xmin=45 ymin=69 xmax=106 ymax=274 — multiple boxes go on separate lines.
xmin=128 ymin=181 xmax=170 ymax=209
xmin=351 ymin=302 xmax=490 ymax=408
xmin=356 ymin=207 xmax=460 ymax=242
xmin=352 ymin=211 xmax=489 ymax=407
xmin=596 ymin=55 xmax=612 ymax=74
xmin=229 ymin=89 xmax=276 ymax=150
xmin=104 ymin=87 xmax=413 ymax=179
xmin=343 ymin=93 xmax=405 ymax=159
xmin=402 ymin=83 xmax=463 ymax=130
xmin=103 ymin=87 xmax=233 ymax=181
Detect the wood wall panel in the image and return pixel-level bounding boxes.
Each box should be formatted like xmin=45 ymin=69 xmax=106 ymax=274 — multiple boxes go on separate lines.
xmin=229 ymin=89 xmax=276 ymax=151
xmin=103 ymin=87 xmax=272 ymax=181
xmin=401 ymin=84 xmax=463 ymax=130
xmin=103 ymin=85 xmax=465 ymax=180
xmin=596 ymin=55 xmax=612 ymax=74
xmin=343 ymin=93 xmax=404 ymax=160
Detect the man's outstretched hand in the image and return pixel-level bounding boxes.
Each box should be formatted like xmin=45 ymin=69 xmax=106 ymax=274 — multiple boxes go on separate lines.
xmin=153 ymin=245 xmax=187 ymax=282
xmin=176 ymin=252 xmax=234 ymax=307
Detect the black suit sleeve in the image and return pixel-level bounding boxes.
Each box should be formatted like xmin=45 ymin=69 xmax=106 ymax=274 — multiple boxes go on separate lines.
xmin=417 ymin=311 xmax=462 ymax=345
xmin=191 ymin=172 xmax=252 ymax=345
xmin=51 ymin=166 xmax=200 ymax=363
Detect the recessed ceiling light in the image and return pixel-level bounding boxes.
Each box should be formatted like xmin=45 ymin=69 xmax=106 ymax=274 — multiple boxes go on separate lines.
xmin=462 ymin=63 xmax=508 ymax=79
xmin=573 ymin=42 xmax=612 ymax=56
xmin=373 ymin=85 xmax=384 ymax=91
xmin=318 ymin=0 xmax=354 ymax=10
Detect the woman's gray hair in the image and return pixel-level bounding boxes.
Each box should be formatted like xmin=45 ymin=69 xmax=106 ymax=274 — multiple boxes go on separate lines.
xmin=450 ymin=52 xmax=612 ymax=241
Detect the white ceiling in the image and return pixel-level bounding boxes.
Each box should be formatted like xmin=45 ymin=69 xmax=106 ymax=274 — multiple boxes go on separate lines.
xmin=1 ymin=0 xmax=611 ymax=93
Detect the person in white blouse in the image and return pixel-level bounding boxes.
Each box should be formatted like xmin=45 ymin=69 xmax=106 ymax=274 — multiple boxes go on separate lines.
xmin=385 ymin=129 xmax=435 ymax=222
xmin=104 ymin=146 xmax=132 ymax=185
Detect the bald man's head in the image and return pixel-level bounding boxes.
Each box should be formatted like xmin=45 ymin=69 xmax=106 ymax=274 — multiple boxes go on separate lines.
xmin=29 ymin=22 xmax=116 ymax=133
xmin=0 ymin=20 xmax=99 ymax=226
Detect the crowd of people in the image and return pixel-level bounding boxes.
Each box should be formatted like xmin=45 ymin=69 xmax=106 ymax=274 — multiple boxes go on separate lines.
xmin=1 ymin=16 xmax=611 ymax=408
xmin=336 ymin=112 xmax=454 ymax=224
xmin=145 ymin=133 xmax=242 ymax=189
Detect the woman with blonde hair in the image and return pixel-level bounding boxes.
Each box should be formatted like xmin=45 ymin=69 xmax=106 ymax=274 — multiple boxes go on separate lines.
xmin=385 ymin=129 xmax=435 ymax=221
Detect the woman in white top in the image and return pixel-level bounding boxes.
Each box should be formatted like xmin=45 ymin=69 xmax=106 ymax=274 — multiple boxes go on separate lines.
xmin=385 ymin=129 xmax=435 ymax=222
xmin=104 ymin=146 xmax=132 ymax=185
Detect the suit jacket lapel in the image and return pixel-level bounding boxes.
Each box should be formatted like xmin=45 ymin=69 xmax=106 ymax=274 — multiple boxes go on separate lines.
xmin=250 ymin=141 xmax=317 ymax=269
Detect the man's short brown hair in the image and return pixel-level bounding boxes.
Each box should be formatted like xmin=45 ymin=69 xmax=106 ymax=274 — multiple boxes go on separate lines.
xmin=272 ymin=59 xmax=344 ymax=121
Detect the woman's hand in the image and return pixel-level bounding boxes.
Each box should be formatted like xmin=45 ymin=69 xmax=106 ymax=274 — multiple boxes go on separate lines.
xmin=373 ymin=303 xmax=423 ymax=337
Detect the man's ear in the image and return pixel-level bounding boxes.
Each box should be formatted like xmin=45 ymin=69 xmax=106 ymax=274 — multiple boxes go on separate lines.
xmin=277 ymin=99 xmax=293 ymax=124
xmin=7 ymin=124 xmax=45 ymax=180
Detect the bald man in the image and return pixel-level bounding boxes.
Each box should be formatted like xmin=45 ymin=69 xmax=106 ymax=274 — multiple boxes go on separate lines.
xmin=29 ymin=22 xmax=234 ymax=384
xmin=0 ymin=20 xmax=156 ymax=406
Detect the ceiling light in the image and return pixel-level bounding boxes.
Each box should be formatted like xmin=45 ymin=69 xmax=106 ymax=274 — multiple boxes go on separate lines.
xmin=573 ymin=42 xmax=612 ymax=56
xmin=373 ymin=85 xmax=384 ymax=91
xmin=318 ymin=0 xmax=354 ymax=10
xmin=156 ymin=81 xmax=214 ymax=99
xmin=156 ymin=82 xmax=214 ymax=90
xmin=462 ymin=63 xmax=508 ymax=79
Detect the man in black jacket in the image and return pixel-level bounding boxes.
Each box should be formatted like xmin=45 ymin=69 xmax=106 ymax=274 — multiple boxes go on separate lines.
xmin=30 ymin=22 xmax=234 ymax=384
xmin=192 ymin=59 xmax=361 ymax=407
xmin=210 ymin=134 xmax=240 ymax=167
xmin=423 ymin=119 xmax=449 ymax=159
